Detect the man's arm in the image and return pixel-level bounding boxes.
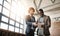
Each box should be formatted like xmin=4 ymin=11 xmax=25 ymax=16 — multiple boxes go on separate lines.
xmin=25 ymin=15 xmax=32 ymax=26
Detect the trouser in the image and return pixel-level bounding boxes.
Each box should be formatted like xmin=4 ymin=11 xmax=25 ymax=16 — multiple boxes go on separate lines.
xmin=44 ymin=35 xmax=50 ymax=36
xmin=26 ymin=33 xmax=34 ymax=36
xmin=38 ymin=35 xmax=43 ymax=36
xmin=26 ymin=30 xmax=34 ymax=36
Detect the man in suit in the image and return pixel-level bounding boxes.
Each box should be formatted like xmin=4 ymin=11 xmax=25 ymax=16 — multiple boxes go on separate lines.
xmin=37 ymin=9 xmax=51 ymax=36
xmin=25 ymin=7 xmax=37 ymax=36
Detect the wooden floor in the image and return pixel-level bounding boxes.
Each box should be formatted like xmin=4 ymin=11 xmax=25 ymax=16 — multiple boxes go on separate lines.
xmin=50 ymin=22 xmax=60 ymax=36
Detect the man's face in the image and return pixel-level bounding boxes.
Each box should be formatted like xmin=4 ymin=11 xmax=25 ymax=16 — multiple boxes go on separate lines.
xmin=39 ymin=11 xmax=43 ymax=16
xmin=29 ymin=9 xmax=34 ymax=15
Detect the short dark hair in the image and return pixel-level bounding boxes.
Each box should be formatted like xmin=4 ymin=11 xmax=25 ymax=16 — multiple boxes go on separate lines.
xmin=39 ymin=9 xmax=44 ymax=13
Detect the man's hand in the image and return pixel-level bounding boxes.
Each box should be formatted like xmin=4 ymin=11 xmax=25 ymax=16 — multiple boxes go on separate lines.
xmin=32 ymin=22 xmax=38 ymax=27
xmin=38 ymin=23 xmax=44 ymax=28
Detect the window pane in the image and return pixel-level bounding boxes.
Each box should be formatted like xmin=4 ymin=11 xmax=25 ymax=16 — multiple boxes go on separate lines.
xmin=20 ymin=19 xmax=24 ymax=24
xmin=4 ymin=1 xmax=10 ymax=9
xmin=20 ymin=25 xmax=23 ymax=28
xmin=10 ymin=20 xmax=15 ymax=25
xmin=3 ymin=7 xmax=10 ymax=17
xmin=0 ymin=0 xmax=3 ymax=4
xmin=10 ymin=12 xmax=15 ymax=20
xmin=0 ymin=22 xmax=8 ymax=30
xmin=11 ymin=1 xmax=18 ymax=14
xmin=9 ymin=25 xmax=14 ymax=31
xmin=1 ymin=16 xmax=8 ymax=23
xmin=15 ymin=27 xmax=19 ymax=32
xmin=16 ymin=16 xmax=20 ymax=22
xmin=0 ymin=5 xmax=2 ymax=12
xmin=20 ymin=29 xmax=23 ymax=33
xmin=15 ymin=22 xmax=19 ymax=27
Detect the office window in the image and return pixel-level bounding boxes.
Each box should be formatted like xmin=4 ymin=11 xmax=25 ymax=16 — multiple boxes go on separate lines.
xmin=0 ymin=22 xmax=8 ymax=30
xmin=20 ymin=25 xmax=23 ymax=28
xmin=3 ymin=7 xmax=10 ymax=17
xmin=0 ymin=5 xmax=2 ymax=12
xmin=9 ymin=25 xmax=14 ymax=31
xmin=10 ymin=20 xmax=15 ymax=25
xmin=15 ymin=22 xmax=19 ymax=27
xmin=0 ymin=0 xmax=3 ymax=4
xmin=1 ymin=16 xmax=8 ymax=23
xmin=15 ymin=27 xmax=19 ymax=32
xmin=4 ymin=1 xmax=10 ymax=9
xmin=20 ymin=29 xmax=23 ymax=33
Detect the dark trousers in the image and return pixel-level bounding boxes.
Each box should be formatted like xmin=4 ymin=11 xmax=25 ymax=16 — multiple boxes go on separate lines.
xmin=26 ymin=32 xmax=34 ymax=36
xmin=26 ymin=30 xmax=34 ymax=36
xmin=38 ymin=35 xmax=43 ymax=36
xmin=45 ymin=35 xmax=50 ymax=36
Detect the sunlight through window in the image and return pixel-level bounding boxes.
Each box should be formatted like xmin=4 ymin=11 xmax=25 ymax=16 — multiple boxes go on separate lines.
xmin=20 ymin=25 xmax=23 ymax=28
xmin=1 ymin=16 xmax=8 ymax=23
xmin=10 ymin=12 xmax=16 ymax=20
xmin=1 ymin=23 xmax=8 ymax=30
xmin=20 ymin=29 xmax=23 ymax=33
xmin=15 ymin=22 xmax=19 ymax=27
xmin=9 ymin=25 xmax=14 ymax=31
xmin=10 ymin=20 xmax=15 ymax=25
xmin=3 ymin=7 xmax=10 ymax=17
xmin=15 ymin=27 xmax=19 ymax=32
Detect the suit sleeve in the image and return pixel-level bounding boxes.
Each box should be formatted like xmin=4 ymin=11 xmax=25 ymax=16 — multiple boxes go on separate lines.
xmin=25 ymin=15 xmax=32 ymax=26
xmin=26 ymin=20 xmax=32 ymax=26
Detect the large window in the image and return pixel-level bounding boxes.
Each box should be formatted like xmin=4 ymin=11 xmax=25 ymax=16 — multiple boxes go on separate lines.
xmin=0 ymin=0 xmax=25 ymax=34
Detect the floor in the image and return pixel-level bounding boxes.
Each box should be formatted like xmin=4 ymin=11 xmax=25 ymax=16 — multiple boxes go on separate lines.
xmin=50 ymin=22 xmax=60 ymax=36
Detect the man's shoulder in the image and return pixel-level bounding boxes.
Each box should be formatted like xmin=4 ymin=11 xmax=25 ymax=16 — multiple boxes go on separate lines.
xmin=25 ymin=15 xmax=31 ymax=20
xmin=44 ymin=15 xmax=50 ymax=19
xmin=44 ymin=15 xmax=50 ymax=17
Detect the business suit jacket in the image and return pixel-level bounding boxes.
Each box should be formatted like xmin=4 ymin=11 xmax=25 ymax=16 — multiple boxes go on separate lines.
xmin=37 ymin=15 xmax=51 ymax=35
xmin=25 ymin=15 xmax=36 ymax=33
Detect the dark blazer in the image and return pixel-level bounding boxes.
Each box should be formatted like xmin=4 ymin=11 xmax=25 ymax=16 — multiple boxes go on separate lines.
xmin=25 ymin=15 xmax=36 ymax=33
xmin=37 ymin=15 xmax=51 ymax=35
xmin=43 ymin=15 xmax=51 ymax=35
